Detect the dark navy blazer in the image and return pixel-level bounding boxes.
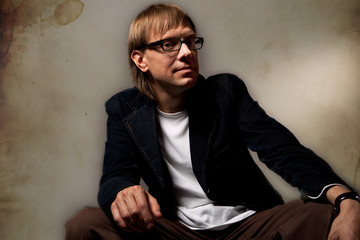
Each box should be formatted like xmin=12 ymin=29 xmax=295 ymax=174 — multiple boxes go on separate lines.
xmin=98 ymin=73 xmax=346 ymax=220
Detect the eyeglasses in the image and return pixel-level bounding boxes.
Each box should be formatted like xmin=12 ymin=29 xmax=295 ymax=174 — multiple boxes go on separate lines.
xmin=137 ymin=37 xmax=204 ymax=52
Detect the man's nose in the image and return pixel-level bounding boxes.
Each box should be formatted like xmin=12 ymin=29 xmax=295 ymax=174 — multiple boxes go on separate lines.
xmin=177 ymin=42 xmax=192 ymax=58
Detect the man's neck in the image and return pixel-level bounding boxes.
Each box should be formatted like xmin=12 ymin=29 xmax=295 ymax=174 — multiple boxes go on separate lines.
xmin=150 ymin=78 xmax=191 ymax=113
xmin=156 ymin=96 xmax=185 ymax=113
xmin=155 ymin=90 xmax=185 ymax=113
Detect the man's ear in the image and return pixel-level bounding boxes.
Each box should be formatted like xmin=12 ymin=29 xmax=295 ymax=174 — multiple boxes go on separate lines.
xmin=131 ymin=50 xmax=148 ymax=72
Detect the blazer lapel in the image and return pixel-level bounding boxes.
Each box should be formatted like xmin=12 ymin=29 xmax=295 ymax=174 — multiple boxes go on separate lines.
xmin=187 ymin=78 xmax=219 ymax=192
xmin=189 ymin=111 xmax=218 ymax=192
xmin=123 ymin=99 xmax=169 ymax=191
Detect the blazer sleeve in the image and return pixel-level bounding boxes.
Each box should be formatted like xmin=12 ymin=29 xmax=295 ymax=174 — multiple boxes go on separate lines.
xmin=98 ymin=96 xmax=141 ymax=220
xmin=226 ymin=74 xmax=349 ymax=198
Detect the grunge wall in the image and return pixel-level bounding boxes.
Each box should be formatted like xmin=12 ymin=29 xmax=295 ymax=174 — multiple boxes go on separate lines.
xmin=1 ymin=0 xmax=359 ymax=239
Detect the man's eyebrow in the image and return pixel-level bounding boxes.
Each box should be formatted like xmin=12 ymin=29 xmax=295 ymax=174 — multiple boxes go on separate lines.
xmin=163 ymin=35 xmax=196 ymax=40
xmin=161 ymin=31 xmax=196 ymax=40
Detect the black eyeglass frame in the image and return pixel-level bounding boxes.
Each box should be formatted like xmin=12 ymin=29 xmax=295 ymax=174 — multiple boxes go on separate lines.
xmin=136 ymin=37 xmax=204 ymax=52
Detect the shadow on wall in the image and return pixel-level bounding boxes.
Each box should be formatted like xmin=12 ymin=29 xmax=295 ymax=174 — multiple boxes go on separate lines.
xmin=0 ymin=0 xmax=360 ymax=240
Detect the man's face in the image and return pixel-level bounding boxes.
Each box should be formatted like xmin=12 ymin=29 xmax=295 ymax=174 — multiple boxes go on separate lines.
xmin=139 ymin=25 xmax=200 ymax=98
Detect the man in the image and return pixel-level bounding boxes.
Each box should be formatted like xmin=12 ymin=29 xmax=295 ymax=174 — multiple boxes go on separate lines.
xmin=66 ymin=3 xmax=360 ymax=240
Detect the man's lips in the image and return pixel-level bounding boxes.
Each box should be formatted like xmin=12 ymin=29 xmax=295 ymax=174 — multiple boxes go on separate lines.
xmin=175 ymin=66 xmax=193 ymax=72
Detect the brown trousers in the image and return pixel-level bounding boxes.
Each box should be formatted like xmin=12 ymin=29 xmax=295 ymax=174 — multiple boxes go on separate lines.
xmin=65 ymin=199 xmax=337 ymax=240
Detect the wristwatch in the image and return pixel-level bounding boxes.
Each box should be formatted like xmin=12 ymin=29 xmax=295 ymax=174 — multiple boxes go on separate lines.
xmin=334 ymin=191 xmax=360 ymax=212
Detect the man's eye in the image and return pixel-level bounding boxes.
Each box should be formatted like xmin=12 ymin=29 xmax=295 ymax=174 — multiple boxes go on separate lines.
xmin=194 ymin=39 xmax=201 ymax=44
xmin=163 ymin=40 xmax=178 ymax=48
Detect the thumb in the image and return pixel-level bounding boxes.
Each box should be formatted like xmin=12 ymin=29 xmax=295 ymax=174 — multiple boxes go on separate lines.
xmin=146 ymin=192 xmax=162 ymax=218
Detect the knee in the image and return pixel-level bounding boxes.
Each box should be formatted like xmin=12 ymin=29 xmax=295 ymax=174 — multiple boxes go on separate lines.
xmin=65 ymin=207 xmax=106 ymax=239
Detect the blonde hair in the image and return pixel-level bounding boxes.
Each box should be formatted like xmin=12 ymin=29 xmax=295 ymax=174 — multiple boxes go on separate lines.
xmin=128 ymin=4 xmax=196 ymax=100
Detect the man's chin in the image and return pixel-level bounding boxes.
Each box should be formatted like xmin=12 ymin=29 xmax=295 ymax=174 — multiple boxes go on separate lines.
xmin=182 ymin=76 xmax=198 ymax=88
xmin=183 ymin=72 xmax=198 ymax=83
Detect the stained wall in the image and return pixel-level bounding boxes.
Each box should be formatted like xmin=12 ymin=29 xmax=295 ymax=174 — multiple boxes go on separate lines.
xmin=0 ymin=0 xmax=359 ymax=239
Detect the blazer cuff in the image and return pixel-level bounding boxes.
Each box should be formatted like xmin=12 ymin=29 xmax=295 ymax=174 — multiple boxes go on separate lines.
xmin=306 ymin=183 xmax=350 ymax=200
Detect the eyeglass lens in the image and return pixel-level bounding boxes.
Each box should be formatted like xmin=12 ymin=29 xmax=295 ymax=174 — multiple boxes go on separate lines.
xmin=162 ymin=38 xmax=203 ymax=51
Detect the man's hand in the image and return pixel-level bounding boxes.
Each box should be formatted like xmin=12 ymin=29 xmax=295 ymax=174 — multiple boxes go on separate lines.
xmin=111 ymin=185 xmax=162 ymax=233
xmin=328 ymin=199 xmax=360 ymax=240
xmin=326 ymin=186 xmax=360 ymax=240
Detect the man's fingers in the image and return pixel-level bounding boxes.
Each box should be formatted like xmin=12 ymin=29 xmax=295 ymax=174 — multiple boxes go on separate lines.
xmin=111 ymin=201 xmax=131 ymax=232
xmin=146 ymin=192 xmax=162 ymax=219
xmin=111 ymin=185 xmax=161 ymax=232
xmin=111 ymin=191 xmax=139 ymax=232
xmin=120 ymin=189 xmax=149 ymax=232
xmin=133 ymin=187 xmax=157 ymax=229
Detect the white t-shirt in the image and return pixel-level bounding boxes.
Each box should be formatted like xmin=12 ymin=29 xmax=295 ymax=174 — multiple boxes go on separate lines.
xmin=156 ymin=109 xmax=256 ymax=230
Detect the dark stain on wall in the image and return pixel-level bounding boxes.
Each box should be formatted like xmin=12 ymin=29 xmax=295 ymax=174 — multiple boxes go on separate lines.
xmin=0 ymin=0 xmax=83 ymax=224
xmin=0 ymin=1 xmax=84 ymax=127
xmin=0 ymin=0 xmax=84 ymax=66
